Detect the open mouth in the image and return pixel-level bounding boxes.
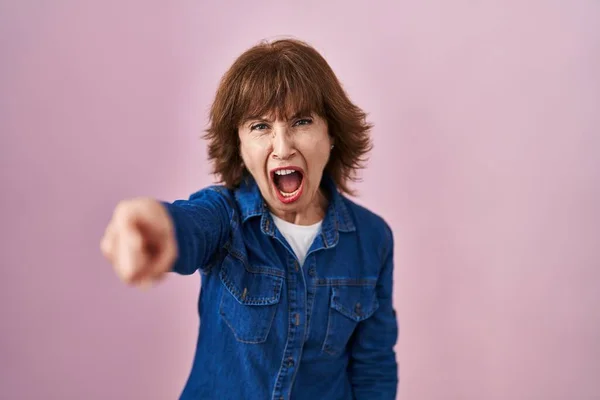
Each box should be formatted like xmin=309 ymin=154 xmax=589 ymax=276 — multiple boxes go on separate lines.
xmin=271 ymin=167 xmax=304 ymax=204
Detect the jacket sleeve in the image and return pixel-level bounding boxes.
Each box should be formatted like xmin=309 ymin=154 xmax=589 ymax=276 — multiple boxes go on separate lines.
xmin=348 ymin=223 xmax=399 ymax=399
xmin=161 ymin=187 xmax=232 ymax=275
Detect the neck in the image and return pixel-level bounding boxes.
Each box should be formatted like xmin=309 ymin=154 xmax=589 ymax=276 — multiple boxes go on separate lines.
xmin=271 ymin=188 xmax=329 ymax=225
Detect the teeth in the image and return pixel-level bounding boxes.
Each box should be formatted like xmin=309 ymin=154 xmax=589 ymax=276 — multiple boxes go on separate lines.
xmin=273 ymin=168 xmax=302 ymax=199
xmin=279 ymin=188 xmax=300 ymax=197
xmin=274 ymin=169 xmax=296 ymax=176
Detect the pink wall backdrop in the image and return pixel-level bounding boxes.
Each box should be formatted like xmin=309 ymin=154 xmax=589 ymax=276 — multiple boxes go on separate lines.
xmin=1 ymin=1 xmax=599 ymax=399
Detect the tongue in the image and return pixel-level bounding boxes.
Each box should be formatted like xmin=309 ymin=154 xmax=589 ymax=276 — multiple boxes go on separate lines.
xmin=278 ymin=172 xmax=302 ymax=193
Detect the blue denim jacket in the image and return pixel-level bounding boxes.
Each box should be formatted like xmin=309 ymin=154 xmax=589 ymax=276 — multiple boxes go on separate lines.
xmin=163 ymin=174 xmax=398 ymax=400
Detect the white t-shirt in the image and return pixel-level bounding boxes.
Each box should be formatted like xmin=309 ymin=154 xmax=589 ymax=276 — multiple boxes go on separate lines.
xmin=271 ymin=214 xmax=323 ymax=267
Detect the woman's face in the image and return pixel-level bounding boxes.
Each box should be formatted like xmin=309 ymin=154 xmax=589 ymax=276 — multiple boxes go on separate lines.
xmin=238 ymin=113 xmax=332 ymax=221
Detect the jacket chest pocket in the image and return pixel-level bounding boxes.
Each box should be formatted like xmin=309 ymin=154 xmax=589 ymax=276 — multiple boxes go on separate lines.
xmin=218 ymin=254 xmax=283 ymax=344
xmin=322 ymin=283 xmax=379 ymax=356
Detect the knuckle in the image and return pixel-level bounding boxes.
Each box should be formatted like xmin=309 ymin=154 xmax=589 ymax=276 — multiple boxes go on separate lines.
xmin=115 ymin=200 xmax=133 ymax=221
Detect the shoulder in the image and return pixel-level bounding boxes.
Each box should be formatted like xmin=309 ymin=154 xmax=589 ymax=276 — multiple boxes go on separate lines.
xmin=188 ymin=184 xmax=232 ymax=199
xmin=340 ymin=195 xmax=394 ymax=258
xmin=341 ymin=195 xmax=393 ymax=237
xmin=172 ymin=184 xmax=237 ymax=217
xmin=188 ymin=184 xmax=235 ymax=204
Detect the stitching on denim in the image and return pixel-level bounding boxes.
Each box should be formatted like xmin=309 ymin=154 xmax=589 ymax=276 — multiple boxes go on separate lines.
xmin=332 ymin=301 xmax=360 ymax=321
xmin=331 ymin=297 xmax=379 ymax=321
xmin=205 ymin=186 xmax=241 ymax=234
xmin=304 ymin=258 xmax=317 ymax=343
xmin=243 ymin=207 xmax=262 ymax=217
xmin=315 ymin=278 xmax=378 ymax=286
xmin=271 ymin=269 xmax=295 ymax=399
xmin=218 ymin=289 xmax=275 ymax=344
xmin=321 ymin=286 xmax=381 ymax=355
xmin=288 ymin=285 xmax=301 ymax=389
xmin=219 ymin=265 xmax=283 ymax=305
xmin=381 ymin=222 xmax=393 ymax=265
xmin=223 ymin=243 xmax=285 ymax=278
xmin=321 ymin=287 xmax=337 ymax=355
xmin=205 ymin=186 xmax=235 ymax=212
xmin=330 ymin=285 xmax=379 ymax=321
xmin=333 ymin=222 xmax=339 ymax=245
xmin=335 ymin=195 xmax=356 ymax=232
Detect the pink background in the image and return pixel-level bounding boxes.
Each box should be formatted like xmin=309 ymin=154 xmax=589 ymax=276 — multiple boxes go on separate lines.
xmin=1 ymin=1 xmax=599 ymax=399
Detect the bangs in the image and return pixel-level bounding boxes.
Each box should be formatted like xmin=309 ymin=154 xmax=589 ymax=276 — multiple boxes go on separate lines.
xmin=206 ymin=38 xmax=372 ymax=195
xmin=234 ymin=56 xmax=326 ymax=125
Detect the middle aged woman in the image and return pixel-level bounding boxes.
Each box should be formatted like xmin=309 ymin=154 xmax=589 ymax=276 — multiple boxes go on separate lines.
xmin=101 ymin=38 xmax=399 ymax=400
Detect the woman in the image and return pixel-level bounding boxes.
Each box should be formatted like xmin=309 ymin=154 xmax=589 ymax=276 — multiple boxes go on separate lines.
xmin=101 ymin=38 xmax=398 ymax=399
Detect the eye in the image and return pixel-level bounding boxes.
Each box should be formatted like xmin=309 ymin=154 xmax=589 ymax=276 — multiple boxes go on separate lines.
xmin=293 ymin=118 xmax=313 ymax=127
xmin=250 ymin=123 xmax=269 ymax=131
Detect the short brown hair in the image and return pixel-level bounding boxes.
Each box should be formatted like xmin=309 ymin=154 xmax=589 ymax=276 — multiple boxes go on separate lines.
xmin=203 ymin=38 xmax=372 ymax=195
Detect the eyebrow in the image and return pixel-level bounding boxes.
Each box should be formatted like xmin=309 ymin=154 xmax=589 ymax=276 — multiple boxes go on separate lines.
xmin=242 ymin=112 xmax=312 ymax=126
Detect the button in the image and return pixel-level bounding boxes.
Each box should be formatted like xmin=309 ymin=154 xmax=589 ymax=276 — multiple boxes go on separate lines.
xmin=294 ymin=262 xmax=299 ymax=272
xmin=308 ymin=268 xmax=316 ymax=277
xmin=355 ymin=302 xmax=362 ymax=315
xmin=286 ymin=357 xmax=295 ymax=368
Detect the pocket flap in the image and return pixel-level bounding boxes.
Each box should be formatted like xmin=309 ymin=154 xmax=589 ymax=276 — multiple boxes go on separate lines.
xmin=219 ymin=255 xmax=283 ymax=306
xmin=331 ymin=285 xmax=379 ymax=321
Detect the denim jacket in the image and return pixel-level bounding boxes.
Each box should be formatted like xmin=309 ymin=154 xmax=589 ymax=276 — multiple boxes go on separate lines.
xmin=162 ymin=174 xmax=398 ymax=400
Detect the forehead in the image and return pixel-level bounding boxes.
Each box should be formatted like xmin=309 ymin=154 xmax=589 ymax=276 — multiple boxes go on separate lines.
xmin=233 ymin=57 xmax=325 ymax=124
xmin=239 ymin=90 xmax=323 ymax=124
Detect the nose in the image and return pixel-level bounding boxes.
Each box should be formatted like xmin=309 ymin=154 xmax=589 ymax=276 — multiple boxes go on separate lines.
xmin=271 ymin=125 xmax=296 ymax=160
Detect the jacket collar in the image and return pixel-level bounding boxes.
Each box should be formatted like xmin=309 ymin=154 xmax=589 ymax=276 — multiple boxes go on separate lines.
xmin=234 ymin=173 xmax=355 ymax=247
